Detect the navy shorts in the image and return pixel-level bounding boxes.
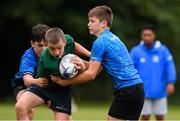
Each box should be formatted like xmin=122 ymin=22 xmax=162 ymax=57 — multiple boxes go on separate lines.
xmin=12 ymin=85 xmax=26 ymax=98
xmin=27 ymin=83 xmax=72 ymax=115
xmin=11 ymin=78 xmax=26 ymax=98
xmin=108 ymin=83 xmax=144 ymax=120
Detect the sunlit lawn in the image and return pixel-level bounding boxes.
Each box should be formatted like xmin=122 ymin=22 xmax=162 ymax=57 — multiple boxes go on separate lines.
xmin=0 ymin=101 xmax=180 ymax=120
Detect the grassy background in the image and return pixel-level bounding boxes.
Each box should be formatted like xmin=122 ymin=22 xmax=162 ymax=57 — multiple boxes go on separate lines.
xmin=0 ymin=100 xmax=180 ymax=120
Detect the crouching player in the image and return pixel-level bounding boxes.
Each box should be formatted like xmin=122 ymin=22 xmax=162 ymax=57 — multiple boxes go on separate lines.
xmin=12 ymin=24 xmax=50 ymax=120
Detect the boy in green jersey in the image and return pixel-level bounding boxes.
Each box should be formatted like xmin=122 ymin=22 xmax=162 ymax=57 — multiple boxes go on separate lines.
xmin=15 ymin=27 xmax=89 ymax=120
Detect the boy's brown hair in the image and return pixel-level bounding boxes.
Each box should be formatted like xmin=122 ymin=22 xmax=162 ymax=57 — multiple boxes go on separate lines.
xmin=45 ymin=27 xmax=66 ymax=44
xmin=31 ymin=24 xmax=50 ymax=42
xmin=88 ymin=5 xmax=113 ymax=27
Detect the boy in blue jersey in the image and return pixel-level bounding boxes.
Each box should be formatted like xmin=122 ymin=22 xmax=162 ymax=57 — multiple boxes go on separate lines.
xmin=12 ymin=24 xmax=50 ymax=120
xmin=130 ymin=25 xmax=176 ymax=121
xmin=51 ymin=5 xmax=144 ymax=120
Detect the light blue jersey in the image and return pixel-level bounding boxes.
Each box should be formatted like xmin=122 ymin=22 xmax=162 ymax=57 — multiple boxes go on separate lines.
xmin=130 ymin=41 xmax=176 ymax=98
xmin=91 ymin=29 xmax=143 ymax=91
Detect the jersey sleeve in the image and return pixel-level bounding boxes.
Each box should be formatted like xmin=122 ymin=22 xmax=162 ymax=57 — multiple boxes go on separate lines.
xmin=65 ymin=34 xmax=75 ymax=54
xmin=19 ymin=52 xmax=36 ymax=76
xmin=90 ymin=38 xmax=106 ymax=63
xmin=163 ymin=46 xmax=176 ymax=83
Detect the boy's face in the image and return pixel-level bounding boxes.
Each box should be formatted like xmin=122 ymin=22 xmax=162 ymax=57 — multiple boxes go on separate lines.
xmin=141 ymin=29 xmax=156 ymax=45
xmin=47 ymin=40 xmax=66 ymax=58
xmin=31 ymin=40 xmax=46 ymax=57
xmin=88 ymin=17 xmax=106 ymax=36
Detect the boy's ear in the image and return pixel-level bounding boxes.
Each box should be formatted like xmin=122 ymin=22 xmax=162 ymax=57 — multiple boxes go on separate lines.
xmin=101 ymin=20 xmax=108 ymax=28
xmin=31 ymin=40 xmax=34 ymax=47
xmin=64 ymin=41 xmax=66 ymax=46
xmin=63 ymin=39 xmax=66 ymax=46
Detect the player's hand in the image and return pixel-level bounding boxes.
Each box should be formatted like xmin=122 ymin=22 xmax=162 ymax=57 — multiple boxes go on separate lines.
xmin=50 ymin=75 xmax=70 ymax=86
xmin=71 ymin=56 xmax=86 ymax=71
xmin=166 ymin=83 xmax=175 ymax=95
xmin=36 ymin=78 xmax=48 ymax=87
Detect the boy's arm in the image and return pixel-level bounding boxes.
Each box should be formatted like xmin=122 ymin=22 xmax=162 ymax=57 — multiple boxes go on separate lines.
xmin=23 ymin=74 xmax=48 ymax=87
xmin=51 ymin=60 xmax=102 ymax=86
xmin=73 ymin=42 xmax=91 ymax=57
xmin=164 ymin=47 xmax=176 ymax=95
xmin=72 ymin=55 xmax=102 ymax=73
xmin=34 ymin=54 xmax=49 ymax=87
xmin=23 ymin=55 xmax=48 ymax=87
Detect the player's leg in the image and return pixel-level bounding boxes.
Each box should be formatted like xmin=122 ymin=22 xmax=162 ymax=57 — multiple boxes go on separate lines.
xmin=15 ymin=89 xmax=30 ymax=120
xmin=13 ymin=85 xmax=35 ymax=121
xmin=54 ymin=111 xmax=71 ymax=121
xmin=153 ymin=97 xmax=167 ymax=121
xmin=155 ymin=115 xmax=164 ymax=120
xmin=16 ymin=89 xmax=25 ymax=101
xmin=71 ymin=97 xmax=78 ymax=113
xmin=107 ymin=115 xmax=124 ymax=121
xmin=28 ymin=108 xmax=35 ymax=121
xmin=15 ymin=91 xmax=45 ymax=120
xmin=16 ymin=90 xmax=35 ymax=120
xmin=141 ymin=99 xmax=152 ymax=121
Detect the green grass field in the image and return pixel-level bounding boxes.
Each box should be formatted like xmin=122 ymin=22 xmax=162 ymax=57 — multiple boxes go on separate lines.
xmin=0 ymin=101 xmax=180 ymax=120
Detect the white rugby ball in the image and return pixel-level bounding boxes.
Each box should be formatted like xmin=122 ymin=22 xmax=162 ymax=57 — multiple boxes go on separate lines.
xmin=59 ymin=54 xmax=78 ymax=79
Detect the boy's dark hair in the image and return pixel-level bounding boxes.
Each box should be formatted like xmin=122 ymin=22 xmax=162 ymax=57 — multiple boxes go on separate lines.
xmin=88 ymin=5 xmax=113 ymax=27
xmin=141 ymin=25 xmax=156 ymax=33
xmin=31 ymin=24 xmax=50 ymax=42
xmin=45 ymin=27 xmax=66 ymax=44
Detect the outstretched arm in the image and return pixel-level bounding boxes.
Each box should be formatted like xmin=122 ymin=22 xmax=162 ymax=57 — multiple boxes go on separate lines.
xmin=51 ymin=60 xmax=102 ymax=86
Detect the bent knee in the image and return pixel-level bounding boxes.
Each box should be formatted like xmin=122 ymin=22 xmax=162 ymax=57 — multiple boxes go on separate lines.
xmin=15 ymin=101 xmax=27 ymax=113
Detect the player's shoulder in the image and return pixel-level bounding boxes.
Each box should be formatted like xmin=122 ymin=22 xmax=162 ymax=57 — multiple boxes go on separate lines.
xmin=92 ymin=38 xmax=105 ymax=48
xmin=65 ymin=34 xmax=74 ymax=44
xmin=64 ymin=34 xmax=75 ymax=52
xmin=22 ymin=47 xmax=35 ymax=59
xmin=98 ymin=31 xmax=120 ymax=44
xmin=159 ymin=43 xmax=168 ymax=50
xmin=155 ymin=41 xmax=169 ymax=52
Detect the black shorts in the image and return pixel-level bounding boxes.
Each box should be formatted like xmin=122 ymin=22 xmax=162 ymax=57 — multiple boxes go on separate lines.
xmin=108 ymin=83 xmax=144 ymax=120
xmin=11 ymin=78 xmax=26 ymax=98
xmin=27 ymin=84 xmax=72 ymax=115
xmin=12 ymin=85 xmax=26 ymax=98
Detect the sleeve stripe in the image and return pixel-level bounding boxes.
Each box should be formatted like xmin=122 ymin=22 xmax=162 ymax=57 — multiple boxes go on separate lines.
xmin=23 ymin=72 xmax=34 ymax=76
xmin=91 ymin=57 xmax=102 ymax=63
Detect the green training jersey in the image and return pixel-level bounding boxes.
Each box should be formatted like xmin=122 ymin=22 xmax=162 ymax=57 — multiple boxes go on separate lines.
xmin=37 ymin=34 xmax=75 ymax=82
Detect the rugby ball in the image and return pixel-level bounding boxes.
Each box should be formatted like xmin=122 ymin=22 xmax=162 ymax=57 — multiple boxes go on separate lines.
xmin=59 ymin=54 xmax=78 ymax=79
